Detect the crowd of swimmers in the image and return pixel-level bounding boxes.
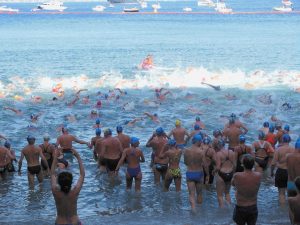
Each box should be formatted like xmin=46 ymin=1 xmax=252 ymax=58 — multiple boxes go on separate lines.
xmin=1 ymin=111 xmax=300 ymax=225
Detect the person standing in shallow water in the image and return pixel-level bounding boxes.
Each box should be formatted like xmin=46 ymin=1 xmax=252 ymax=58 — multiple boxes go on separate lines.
xmin=51 ymin=148 xmax=84 ymax=225
xmin=232 ymin=154 xmax=261 ymax=225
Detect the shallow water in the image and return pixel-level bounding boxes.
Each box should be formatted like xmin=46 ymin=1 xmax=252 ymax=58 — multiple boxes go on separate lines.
xmin=0 ymin=1 xmax=299 ymax=224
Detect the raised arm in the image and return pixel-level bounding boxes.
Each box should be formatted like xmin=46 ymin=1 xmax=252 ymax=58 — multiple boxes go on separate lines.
xmin=72 ymin=149 xmax=85 ymax=195
xmin=115 ymin=150 xmax=127 ymax=172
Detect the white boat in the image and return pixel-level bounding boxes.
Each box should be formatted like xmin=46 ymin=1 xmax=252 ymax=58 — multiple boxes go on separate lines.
xmin=215 ymin=1 xmax=232 ymax=13
xmin=32 ymin=1 xmax=67 ymax=12
xmin=197 ymin=0 xmax=215 ymax=7
xmin=123 ymin=7 xmax=139 ymax=12
xmin=93 ymin=5 xmax=106 ymax=12
xmin=0 ymin=5 xmax=19 ymax=12
xmin=183 ymin=7 xmax=192 ymax=12
xmin=273 ymin=5 xmax=292 ymax=12
xmin=108 ymin=3 xmax=115 ymax=8
xmin=282 ymin=0 xmax=292 ymax=6
xmin=140 ymin=1 xmax=147 ymax=8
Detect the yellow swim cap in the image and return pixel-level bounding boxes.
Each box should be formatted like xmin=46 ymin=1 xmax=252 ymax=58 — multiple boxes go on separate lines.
xmin=175 ymin=119 xmax=181 ymax=126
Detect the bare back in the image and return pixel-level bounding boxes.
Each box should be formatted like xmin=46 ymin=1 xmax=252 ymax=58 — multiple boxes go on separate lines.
xmin=184 ymin=145 xmax=205 ymax=171
xmin=117 ymin=133 xmax=130 ymax=149
xmin=0 ymin=147 xmax=11 ymax=167
xmin=124 ymin=147 xmax=143 ymax=168
xmin=22 ymin=145 xmax=43 ymax=167
xmin=102 ymin=136 xmax=123 ymax=159
xmin=217 ymin=149 xmax=235 ymax=173
xmin=287 ymin=152 xmax=300 ymax=181
xmin=223 ymin=126 xmax=242 ymax=149
xmin=57 ymin=134 xmax=76 ymax=149
xmin=273 ymin=145 xmax=295 ymax=169
xmin=171 ymin=127 xmax=188 ymax=145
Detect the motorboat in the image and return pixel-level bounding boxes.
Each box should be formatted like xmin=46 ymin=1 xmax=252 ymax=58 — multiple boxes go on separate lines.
xmin=215 ymin=1 xmax=232 ymax=13
xmin=93 ymin=5 xmax=106 ymax=12
xmin=32 ymin=1 xmax=67 ymax=12
xmin=123 ymin=7 xmax=139 ymax=12
xmin=0 ymin=5 xmax=19 ymax=12
xmin=273 ymin=5 xmax=292 ymax=12
xmin=183 ymin=7 xmax=192 ymax=12
xmin=197 ymin=0 xmax=215 ymax=7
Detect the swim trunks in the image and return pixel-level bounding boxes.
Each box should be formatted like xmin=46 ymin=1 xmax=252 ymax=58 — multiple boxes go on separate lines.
xmin=155 ymin=163 xmax=168 ymax=173
xmin=233 ymin=204 xmax=258 ymax=225
xmin=218 ymin=170 xmax=234 ymax=183
xmin=28 ymin=165 xmax=41 ymax=175
xmin=168 ymin=168 xmax=181 ymax=178
xmin=255 ymin=157 xmax=269 ymax=170
xmin=186 ymin=171 xmax=204 ymax=183
xmin=103 ymin=158 xmax=120 ymax=172
xmin=275 ymin=168 xmax=288 ymax=188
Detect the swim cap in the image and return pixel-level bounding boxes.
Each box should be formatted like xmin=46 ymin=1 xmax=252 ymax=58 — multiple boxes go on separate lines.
xmin=230 ymin=113 xmax=237 ymax=119
xmin=258 ymin=131 xmax=265 ymax=140
xmin=43 ymin=133 xmax=50 ymax=141
xmin=95 ymin=118 xmax=100 ymax=124
xmin=27 ymin=135 xmax=35 ymax=142
xmin=104 ymin=129 xmax=112 ymax=136
xmin=203 ymin=136 xmax=211 ymax=145
xmin=192 ymin=135 xmax=202 ymax=144
xmin=217 ymin=138 xmax=225 ymax=148
xmin=284 ymin=124 xmax=290 ymax=132
xmin=269 ymin=125 xmax=275 ymax=133
xmin=213 ymin=129 xmax=221 ymax=137
xmin=196 ymin=116 xmax=200 ymax=121
xmin=194 ymin=124 xmax=200 ymax=130
xmin=168 ymin=139 xmax=176 ymax=146
xmin=124 ymin=120 xmax=130 ymax=125
xmin=116 ymin=125 xmax=123 ymax=133
xmin=91 ymin=109 xmax=97 ymax=114
xmin=295 ymin=138 xmax=300 ymax=149
xmin=96 ymin=100 xmax=102 ymax=106
xmin=175 ymin=119 xmax=181 ymax=126
xmin=156 ymin=127 xmax=164 ymax=135
xmin=263 ymin=121 xmax=269 ymax=128
xmin=4 ymin=141 xmax=11 ymax=149
xmin=131 ymin=137 xmax=139 ymax=145
xmin=95 ymin=128 xmax=101 ymax=135
xmin=30 ymin=114 xmax=35 ymax=119
xmin=282 ymin=134 xmax=291 ymax=143
xmin=239 ymin=135 xmax=246 ymax=143
xmin=153 ymin=113 xmax=158 ymax=117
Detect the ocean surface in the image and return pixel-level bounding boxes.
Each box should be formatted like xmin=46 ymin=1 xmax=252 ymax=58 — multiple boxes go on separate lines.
xmin=0 ymin=0 xmax=300 ymax=224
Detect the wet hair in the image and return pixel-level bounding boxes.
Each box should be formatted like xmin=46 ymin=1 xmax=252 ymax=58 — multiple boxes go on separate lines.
xmin=27 ymin=135 xmax=36 ymax=145
xmin=243 ymin=154 xmax=255 ymax=170
xmin=263 ymin=121 xmax=269 ymax=128
xmin=294 ymin=177 xmax=300 ymax=191
xmin=58 ymin=172 xmax=73 ymax=194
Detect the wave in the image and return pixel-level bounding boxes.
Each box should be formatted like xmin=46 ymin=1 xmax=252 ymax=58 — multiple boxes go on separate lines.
xmin=0 ymin=67 xmax=299 ymax=99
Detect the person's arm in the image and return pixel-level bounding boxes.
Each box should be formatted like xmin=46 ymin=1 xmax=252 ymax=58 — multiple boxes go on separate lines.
xmin=202 ymin=153 xmax=209 ymax=184
xmin=39 ymin=147 xmax=50 ymax=174
xmin=271 ymin=149 xmax=278 ymax=177
xmin=184 ymin=130 xmax=191 ymax=143
xmin=115 ymin=150 xmax=127 ymax=172
xmin=6 ymin=149 xmax=14 ymax=161
xmin=51 ymin=149 xmax=58 ymax=192
xmin=72 ymin=149 xmax=85 ymax=195
xmin=139 ymin=150 xmax=145 ymax=163
xmin=215 ymin=152 xmax=221 ymax=172
xmin=146 ymin=134 xmax=155 ymax=148
xmin=18 ymin=151 xmax=24 ymax=173
xmin=73 ymin=136 xmax=90 ymax=147
xmin=241 ymin=124 xmax=248 ymax=134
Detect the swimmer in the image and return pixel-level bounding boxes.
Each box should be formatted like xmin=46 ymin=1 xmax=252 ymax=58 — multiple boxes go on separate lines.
xmin=288 ymin=177 xmax=300 ymax=225
xmin=224 ymin=113 xmax=248 ymax=134
xmin=114 ymin=88 xmax=127 ymax=96
xmin=260 ymin=121 xmax=270 ymax=135
xmin=39 ymin=134 xmax=55 ymax=176
xmin=211 ymin=129 xmax=223 ymax=152
xmin=3 ymin=106 xmax=22 ymax=115
xmin=93 ymin=118 xmax=101 ymax=129
xmin=30 ymin=112 xmax=42 ymax=123
xmin=286 ymin=138 xmax=300 ymax=197
xmin=275 ymin=121 xmax=284 ymax=146
xmin=281 ymin=102 xmax=292 ymax=111
xmin=239 ymin=108 xmax=256 ymax=118
xmin=67 ymin=95 xmax=80 ymax=107
xmin=201 ymin=136 xmax=216 ymax=185
xmin=18 ymin=136 xmax=49 ymax=189
xmin=168 ymin=119 xmax=190 ymax=149
xmin=187 ymin=106 xmax=204 ymax=115
xmin=95 ymin=100 xmax=102 ymax=109
xmin=4 ymin=141 xmax=17 ymax=172
xmin=51 ymin=148 xmax=84 ymax=225
xmin=189 ymin=124 xmax=206 ymax=141
xmin=124 ymin=117 xmax=143 ymax=127
xmin=225 ymin=93 xmax=237 ymax=101
xmin=257 ymin=94 xmax=272 ymax=105
xmin=201 ymin=82 xmax=221 ymax=91
xmin=271 ymin=134 xmax=295 ymax=204
xmin=223 ymin=117 xmax=244 ymax=150
xmin=232 ymin=154 xmax=261 ymax=225
xmin=155 ymin=88 xmax=171 ymax=101
xmin=0 ymin=144 xmax=14 ymax=179
xmin=234 ymin=135 xmax=253 ymax=173
xmin=90 ymin=110 xmax=100 ymax=119
xmin=201 ymin=98 xmax=214 ymax=105
xmin=144 ymin=112 xmax=160 ymax=123
xmin=284 ymin=124 xmax=290 ymax=135
xmin=90 ymin=128 xmax=102 ymax=160
xmin=265 ymin=125 xmax=277 ymax=148
xmin=82 ymin=95 xmax=90 ymax=104
xmin=31 ymin=95 xmax=42 ymax=103
xmin=115 ymin=137 xmax=145 ymax=192
xmin=194 ymin=116 xmax=205 ymax=129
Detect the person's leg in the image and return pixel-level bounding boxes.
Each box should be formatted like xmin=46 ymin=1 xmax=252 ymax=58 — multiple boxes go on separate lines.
xmin=164 ymin=173 xmax=173 ymax=192
xmin=174 ymin=177 xmax=181 ymax=192
xmin=37 ymin=169 xmax=44 ymax=183
xmin=27 ymin=172 xmax=35 ymax=189
xmin=278 ymin=188 xmax=286 ymax=204
xmin=216 ymin=175 xmax=225 ymax=207
xmin=225 ymin=183 xmax=232 ymax=205
xmin=187 ymin=181 xmax=196 ymax=211
xmin=154 ymin=168 xmax=161 ymax=184
xmin=135 ymin=173 xmax=142 ymax=192
xmin=126 ymin=173 xmax=133 ymax=191
xmin=195 ymin=181 xmax=203 ymax=204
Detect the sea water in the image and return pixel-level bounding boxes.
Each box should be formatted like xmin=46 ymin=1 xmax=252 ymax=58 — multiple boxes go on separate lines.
xmin=0 ymin=0 xmax=299 ymax=224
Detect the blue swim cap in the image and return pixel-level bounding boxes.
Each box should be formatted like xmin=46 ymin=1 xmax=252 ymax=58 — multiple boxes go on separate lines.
xmin=284 ymin=124 xmax=290 ymax=132
xmin=4 ymin=141 xmax=11 ymax=149
xmin=196 ymin=116 xmax=200 ymax=121
xmin=95 ymin=128 xmax=101 ymax=135
xmin=269 ymin=125 xmax=275 ymax=133
xmin=282 ymin=134 xmax=291 ymax=143
xmin=124 ymin=120 xmax=130 ymax=125
xmin=156 ymin=127 xmax=164 ymax=135
xmin=194 ymin=124 xmax=200 ymax=130
xmin=131 ymin=137 xmax=139 ymax=145
xmin=95 ymin=118 xmax=101 ymax=124
xmin=153 ymin=113 xmax=158 ymax=117
xmin=168 ymin=139 xmax=176 ymax=146
xmin=230 ymin=113 xmax=237 ymax=118
xmin=27 ymin=135 xmax=35 ymax=143
xmin=239 ymin=135 xmax=246 ymax=143
xmin=258 ymin=131 xmax=265 ymax=140
xmin=116 ymin=125 xmax=123 ymax=133
xmin=263 ymin=121 xmax=269 ymax=128
xmin=295 ymin=138 xmax=300 ymax=149
xmin=192 ymin=135 xmax=202 ymax=144
xmin=203 ymin=136 xmax=211 ymax=145
xmin=104 ymin=94 xmax=109 ymax=99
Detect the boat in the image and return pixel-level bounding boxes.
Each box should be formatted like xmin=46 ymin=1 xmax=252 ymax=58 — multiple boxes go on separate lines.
xmin=140 ymin=1 xmax=147 ymax=8
xmin=0 ymin=5 xmax=19 ymax=12
xmin=197 ymin=0 xmax=215 ymax=7
xmin=123 ymin=7 xmax=139 ymax=12
xmin=215 ymin=0 xmax=232 ymax=13
xmin=93 ymin=5 xmax=106 ymax=12
xmin=32 ymin=1 xmax=67 ymax=12
xmin=273 ymin=5 xmax=292 ymax=12
xmin=183 ymin=7 xmax=192 ymax=12
xmin=282 ymin=0 xmax=292 ymax=6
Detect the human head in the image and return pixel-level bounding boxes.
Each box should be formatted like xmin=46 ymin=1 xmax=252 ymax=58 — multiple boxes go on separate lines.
xmin=43 ymin=133 xmax=50 ymax=142
xmin=58 ymin=171 xmax=73 ymax=194
xmin=203 ymin=136 xmax=211 ymax=145
xmin=95 ymin=128 xmax=101 ymax=136
xmin=282 ymin=134 xmax=291 ymax=143
xmin=295 ymin=138 xmax=300 ymax=150
xmin=155 ymin=127 xmax=164 ymax=136
xmin=130 ymin=137 xmax=139 ymax=147
xmin=194 ymin=124 xmax=200 ymax=131
xmin=230 ymin=113 xmax=237 ymax=119
xmin=104 ymin=129 xmax=112 ymax=137
xmin=116 ymin=125 xmax=123 ymax=133
xmin=242 ymin=154 xmax=255 ymax=170
xmin=27 ymin=135 xmax=35 ymax=145
xmin=263 ymin=121 xmax=269 ymax=128
xmin=284 ymin=124 xmax=290 ymax=132
xmin=269 ymin=125 xmax=275 ymax=133
xmin=192 ymin=135 xmax=202 ymax=145
xmin=239 ymin=135 xmax=246 ymax=143
xmin=196 ymin=116 xmax=200 ymax=121
xmin=175 ymin=119 xmax=181 ymax=127
xmin=168 ymin=139 xmax=176 ymax=147
xmin=4 ymin=141 xmax=11 ymax=149
xmin=95 ymin=118 xmax=101 ymax=125
xmin=213 ymin=129 xmax=222 ymax=138
xmin=153 ymin=113 xmax=158 ymax=117
xmin=215 ymin=138 xmax=225 ymax=151
xmin=258 ymin=131 xmax=265 ymax=140
xmin=275 ymin=121 xmax=282 ymax=130
xmin=62 ymin=127 xmax=68 ymax=134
